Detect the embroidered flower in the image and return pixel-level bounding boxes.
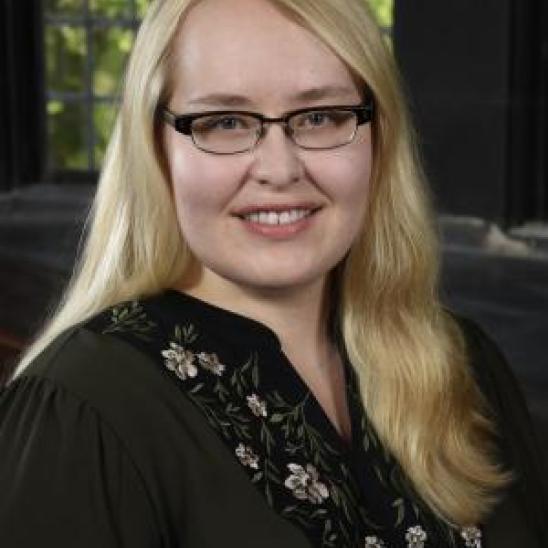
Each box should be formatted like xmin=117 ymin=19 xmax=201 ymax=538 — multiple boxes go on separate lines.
xmin=246 ymin=393 xmax=268 ymax=417
xmin=284 ymin=463 xmax=329 ymax=504
xmin=196 ymin=351 xmax=225 ymax=376
xmin=235 ymin=443 xmax=259 ymax=469
xmin=364 ymin=535 xmax=385 ymax=547
xmin=405 ymin=525 xmax=427 ymax=548
xmin=461 ymin=526 xmax=482 ymax=547
xmin=161 ymin=342 xmax=197 ymax=380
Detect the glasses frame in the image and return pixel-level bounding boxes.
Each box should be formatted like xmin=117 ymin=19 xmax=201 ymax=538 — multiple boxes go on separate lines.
xmin=161 ymin=98 xmax=375 ymax=155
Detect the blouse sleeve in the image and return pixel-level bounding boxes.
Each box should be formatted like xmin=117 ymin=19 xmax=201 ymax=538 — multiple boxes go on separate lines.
xmin=456 ymin=315 xmax=548 ymax=546
xmin=0 ymin=375 xmax=160 ymax=548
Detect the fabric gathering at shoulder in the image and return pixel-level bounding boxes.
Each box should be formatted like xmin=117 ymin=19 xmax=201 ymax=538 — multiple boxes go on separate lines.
xmin=0 ymin=364 xmax=161 ymax=548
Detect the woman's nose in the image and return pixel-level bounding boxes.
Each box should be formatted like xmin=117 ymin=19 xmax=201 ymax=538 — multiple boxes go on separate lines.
xmin=249 ymin=123 xmax=304 ymax=186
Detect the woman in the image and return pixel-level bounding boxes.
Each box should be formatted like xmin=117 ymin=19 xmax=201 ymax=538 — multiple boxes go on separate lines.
xmin=0 ymin=0 xmax=546 ymax=546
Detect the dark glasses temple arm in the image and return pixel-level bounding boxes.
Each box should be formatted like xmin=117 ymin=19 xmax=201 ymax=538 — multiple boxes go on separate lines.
xmin=161 ymin=108 xmax=194 ymax=135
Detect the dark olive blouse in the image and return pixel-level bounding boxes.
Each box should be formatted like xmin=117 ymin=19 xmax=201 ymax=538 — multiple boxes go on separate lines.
xmin=0 ymin=290 xmax=546 ymax=547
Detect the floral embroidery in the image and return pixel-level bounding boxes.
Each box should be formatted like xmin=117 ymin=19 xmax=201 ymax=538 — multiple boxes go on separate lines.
xmin=161 ymin=342 xmax=198 ymax=380
xmin=405 ymin=524 xmax=427 ymax=547
xmin=92 ymin=298 xmax=485 ymax=548
xmin=365 ymin=536 xmax=386 ymax=548
xmin=196 ymin=351 xmax=225 ymax=376
xmin=101 ymin=301 xmax=157 ymax=340
xmin=246 ymin=393 xmax=268 ymax=417
xmin=235 ymin=443 xmax=260 ymax=469
xmin=461 ymin=525 xmax=482 ymax=547
xmin=364 ymin=536 xmax=386 ymax=547
xmin=284 ymin=463 xmax=330 ymax=504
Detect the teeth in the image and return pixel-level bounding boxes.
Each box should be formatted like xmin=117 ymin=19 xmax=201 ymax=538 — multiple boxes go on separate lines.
xmin=243 ymin=208 xmax=313 ymax=225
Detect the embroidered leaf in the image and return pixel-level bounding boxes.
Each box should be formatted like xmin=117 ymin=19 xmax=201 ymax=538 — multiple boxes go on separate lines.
xmin=265 ymin=482 xmax=273 ymax=506
xmin=252 ymin=363 xmax=260 ymax=388
xmin=188 ymin=383 xmax=204 ymax=394
xmin=270 ymin=413 xmax=284 ymax=423
xmin=392 ymin=497 xmax=405 ymax=527
xmin=310 ymin=508 xmax=327 ymax=518
xmin=251 ymin=471 xmax=263 ymax=483
xmin=412 ymin=501 xmax=421 ymax=520
xmin=373 ymin=464 xmax=387 ymax=487
xmin=340 ymin=462 xmax=350 ymax=478
xmin=330 ymin=484 xmax=340 ymax=506
xmin=182 ymin=324 xmax=198 ymax=343
xmin=118 ymin=308 xmax=128 ymax=320
xmin=242 ymin=356 xmax=252 ymax=372
xmin=102 ymin=302 xmax=156 ymax=339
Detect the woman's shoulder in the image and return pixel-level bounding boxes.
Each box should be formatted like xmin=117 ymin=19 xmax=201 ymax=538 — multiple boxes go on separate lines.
xmin=14 ymin=320 xmax=151 ymax=395
xmin=4 ymin=298 xmax=180 ymax=434
xmin=446 ymin=311 xmax=523 ymax=406
xmin=446 ymin=310 xmax=539 ymax=458
xmin=447 ymin=310 xmax=548 ymax=545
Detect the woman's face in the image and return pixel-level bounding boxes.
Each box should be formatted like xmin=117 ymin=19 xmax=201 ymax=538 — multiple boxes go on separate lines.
xmin=163 ymin=0 xmax=372 ymax=296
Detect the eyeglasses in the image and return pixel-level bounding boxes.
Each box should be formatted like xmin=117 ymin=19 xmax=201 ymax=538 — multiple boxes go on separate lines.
xmin=161 ymin=99 xmax=374 ymax=155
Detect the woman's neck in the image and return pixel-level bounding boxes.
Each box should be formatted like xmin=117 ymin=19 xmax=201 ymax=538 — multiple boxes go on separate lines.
xmin=174 ymin=268 xmax=336 ymax=371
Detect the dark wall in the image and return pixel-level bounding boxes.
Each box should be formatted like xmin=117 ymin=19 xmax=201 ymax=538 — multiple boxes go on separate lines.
xmin=393 ymin=0 xmax=548 ymax=226
xmin=0 ymin=0 xmax=46 ymax=191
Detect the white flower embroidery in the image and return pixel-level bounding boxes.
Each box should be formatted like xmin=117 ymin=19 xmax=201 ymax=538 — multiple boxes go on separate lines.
xmin=235 ymin=443 xmax=259 ymax=469
xmin=246 ymin=393 xmax=268 ymax=417
xmin=161 ymin=342 xmax=198 ymax=380
xmin=196 ymin=351 xmax=225 ymax=376
xmin=364 ymin=535 xmax=385 ymax=547
xmin=405 ymin=525 xmax=427 ymax=548
xmin=284 ymin=463 xmax=329 ymax=504
xmin=461 ymin=526 xmax=482 ymax=547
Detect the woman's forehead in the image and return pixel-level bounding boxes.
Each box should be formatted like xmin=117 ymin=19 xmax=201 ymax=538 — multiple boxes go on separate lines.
xmin=169 ymin=0 xmax=360 ymax=107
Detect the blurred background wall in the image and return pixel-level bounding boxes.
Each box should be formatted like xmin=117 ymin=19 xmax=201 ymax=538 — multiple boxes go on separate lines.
xmin=0 ymin=1 xmax=547 ymax=457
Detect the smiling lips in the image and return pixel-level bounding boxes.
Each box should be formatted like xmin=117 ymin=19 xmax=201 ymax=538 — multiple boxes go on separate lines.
xmin=234 ymin=204 xmax=322 ymax=226
xmin=242 ymin=208 xmax=312 ymax=225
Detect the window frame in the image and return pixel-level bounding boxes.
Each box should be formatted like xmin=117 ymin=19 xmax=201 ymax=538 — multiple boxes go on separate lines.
xmin=43 ymin=0 xmax=141 ymax=181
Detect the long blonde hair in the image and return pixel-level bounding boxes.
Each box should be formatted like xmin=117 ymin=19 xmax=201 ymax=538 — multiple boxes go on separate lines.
xmin=14 ymin=0 xmax=509 ymax=526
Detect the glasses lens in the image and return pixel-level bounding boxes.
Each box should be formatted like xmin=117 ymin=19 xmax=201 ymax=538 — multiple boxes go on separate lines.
xmin=289 ymin=109 xmax=357 ymax=149
xmin=191 ymin=113 xmax=260 ymax=153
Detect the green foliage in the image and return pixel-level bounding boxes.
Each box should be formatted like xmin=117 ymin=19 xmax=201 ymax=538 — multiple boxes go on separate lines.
xmin=367 ymin=0 xmax=394 ymax=28
xmin=45 ymin=0 xmax=393 ymax=173
xmin=45 ymin=0 xmax=82 ymax=15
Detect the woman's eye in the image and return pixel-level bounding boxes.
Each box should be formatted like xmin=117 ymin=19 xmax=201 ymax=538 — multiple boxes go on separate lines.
xmin=208 ymin=116 xmax=248 ymax=131
xmin=305 ymin=112 xmax=329 ymax=126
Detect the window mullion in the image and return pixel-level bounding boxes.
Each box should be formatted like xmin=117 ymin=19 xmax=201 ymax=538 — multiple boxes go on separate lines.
xmin=83 ymin=0 xmax=96 ymax=171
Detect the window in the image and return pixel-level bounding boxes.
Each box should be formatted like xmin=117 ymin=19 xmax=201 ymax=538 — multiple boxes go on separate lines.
xmin=44 ymin=0 xmax=148 ymax=175
xmin=43 ymin=0 xmax=393 ymax=177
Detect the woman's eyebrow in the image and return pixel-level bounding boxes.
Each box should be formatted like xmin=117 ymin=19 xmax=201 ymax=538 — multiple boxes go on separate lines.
xmin=293 ymin=85 xmax=358 ymax=102
xmin=186 ymin=85 xmax=358 ymax=108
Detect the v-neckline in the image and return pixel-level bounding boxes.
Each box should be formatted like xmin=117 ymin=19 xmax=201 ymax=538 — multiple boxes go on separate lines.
xmin=163 ymin=288 xmax=358 ymax=453
xmin=85 ymin=292 xmax=483 ymax=548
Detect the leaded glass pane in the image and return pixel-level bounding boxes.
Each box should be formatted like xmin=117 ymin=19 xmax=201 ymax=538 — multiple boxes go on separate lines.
xmin=136 ymin=0 xmax=149 ymax=19
xmin=93 ymin=27 xmax=134 ymax=96
xmin=94 ymin=103 xmax=118 ymax=166
xmin=46 ymin=25 xmax=87 ymax=93
xmin=44 ymin=0 xmax=83 ymax=16
xmin=90 ymin=0 xmax=132 ymax=18
xmin=368 ymin=0 xmax=393 ymax=28
xmin=47 ymin=101 xmax=88 ymax=170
